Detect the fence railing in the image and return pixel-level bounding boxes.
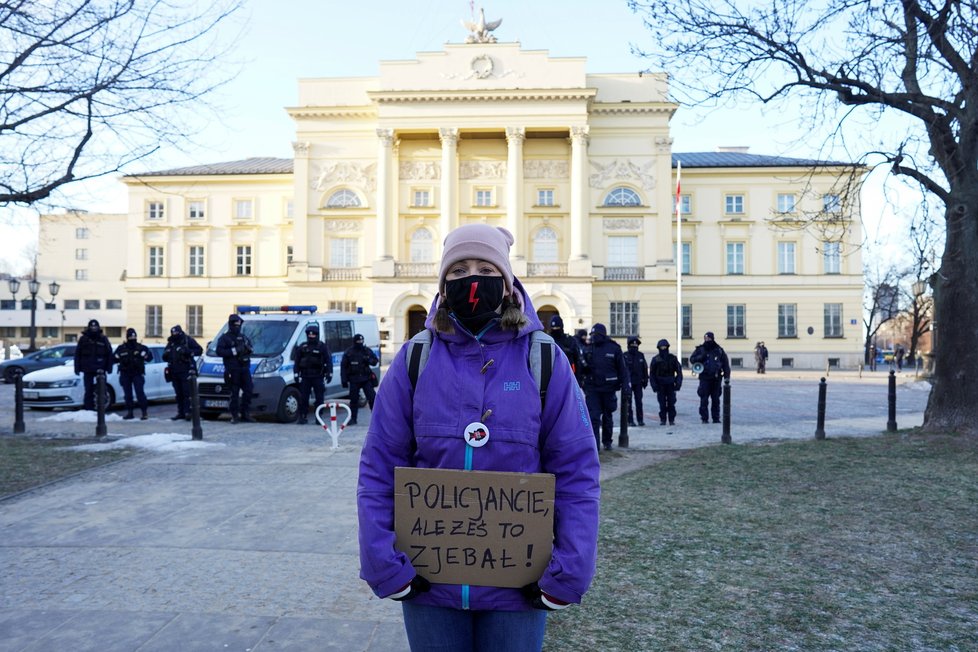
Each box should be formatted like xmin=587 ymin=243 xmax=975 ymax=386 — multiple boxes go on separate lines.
xmin=603 ymin=266 xmax=645 ymax=281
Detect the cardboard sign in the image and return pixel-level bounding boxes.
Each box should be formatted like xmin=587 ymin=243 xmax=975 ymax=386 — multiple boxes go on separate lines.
xmin=394 ymin=467 xmax=555 ymax=588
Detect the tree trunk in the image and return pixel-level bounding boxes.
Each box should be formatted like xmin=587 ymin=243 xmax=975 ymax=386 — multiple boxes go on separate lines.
xmin=923 ymin=190 xmax=978 ymax=435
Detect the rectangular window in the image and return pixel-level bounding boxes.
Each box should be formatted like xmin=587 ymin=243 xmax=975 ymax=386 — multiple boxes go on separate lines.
xmin=64 ymin=299 xmax=79 ymax=310
xmin=146 ymin=305 xmax=162 ymax=338
xmin=188 ymin=201 xmax=205 ymax=220
xmin=682 ymin=304 xmax=692 ymax=339
xmin=330 ymin=238 xmax=358 ymax=268
xmin=610 ymin=302 xmax=639 ymax=337
xmin=824 ymin=303 xmax=843 ymax=337
xmin=681 ymin=242 xmax=691 ymax=274
xmin=724 ymin=194 xmax=744 ymax=215
xmin=75 ymin=248 xmax=88 ymax=260
xmin=285 ymin=199 xmax=294 ymax=219
xmin=187 ymin=305 xmax=203 ymax=337
xmin=778 ymin=304 xmax=797 ymax=338
xmin=327 ymin=301 xmax=358 ymax=312
xmin=413 ymin=190 xmax=431 ymax=207
xmin=235 ymin=245 xmax=253 ymax=276
xmin=0 ymin=299 xmax=14 ymax=310
xmin=823 ymin=242 xmax=841 ymax=274
xmin=823 ymin=194 xmax=841 ymax=213
xmin=475 ymin=189 xmax=493 ymax=207
xmin=726 ymin=242 xmax=745 ymax=274
xmin=106 ymin=299 xmax=122 ymax=310
xmin=537 ymin=189 xmax=554 ymax=206
xmin=75 ymin=227 xmax=89 ymax=239
xmin=777 ymin=242 xmax=796 ymax=274
xmin=0 ymin=326 xmax=15 ymax=337
xmin=679 ymin=194 xmax=692 ymax=215
xmin=20 ymin=327 xmax=31 ymax=337
xmin=777 ymin=193 xmax=796 ymax=213
xmin=105 ymin=327 xmax=122 ymax=339
xmin=147 ymin=201 xmax=164 ymax=220
xmin=607 ymin=236 xmax=638 ymax=266
xmin=286 ymin=245 xmax=294 ymax=264
xmin=20 ymin=299 xmax=34 ymax=310
xmin=75 ymin=269 xmax=88 ymax=281
xmin=234 ymin=199 xmax=254 ymax=220
xmin=726 ymin=304 xmax=746 ymax=338
xmin=148 ymin=246 xmax=164 ymax=276
xmin=84 ymin=299 xmax=100 ymax=310
xmin=41 ymin=326 xmax=58 ymax=338
xmin=44 ymin=302 xmax=55 ymax=310
xmin=188 ymin=246 xmax=205 ymax=276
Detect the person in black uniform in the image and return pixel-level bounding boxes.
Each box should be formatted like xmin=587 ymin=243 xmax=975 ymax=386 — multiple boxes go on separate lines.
xmin=583 ymin=323 xmax=629 ymax=451
xmin=341 ymin=333 xmax=378 ymax=425
xmin=163 ymin=324 xmax=203 ymax=420
xmin=291 ymin=324 xmax=333 ymax=425
xmin=689 ymin=331 xmax=731 ymax=424
xmin=216 ymin=313 xmax=254 ymax=423
xmin=649 ymin=338 xmax=683 ymax=425
xmin=548 ymin=315 xmax=585 ymax=386
xmin=113 ymin=328 xmax=153 ymax=420
xmin=74 ymin=319 xmax=113 ymax=410
xmin=624 ymin=336 xmax=649 ymax=426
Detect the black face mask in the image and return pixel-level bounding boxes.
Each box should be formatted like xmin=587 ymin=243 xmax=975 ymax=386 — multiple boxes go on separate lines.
xmin=444 ymin=275 xmax=505 ymax=332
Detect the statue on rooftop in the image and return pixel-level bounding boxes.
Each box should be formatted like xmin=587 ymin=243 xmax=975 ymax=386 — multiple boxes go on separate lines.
xmin=462 ymin=7 xmax=502 ymax=44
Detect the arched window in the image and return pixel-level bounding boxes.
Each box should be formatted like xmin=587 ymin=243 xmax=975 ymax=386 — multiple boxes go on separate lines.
xmin=602 ymin=187 xmax=642 ymax=207
xmin=410 ymin=227 xmax=434 ymax=262
xmin=325 ymin=189 xmax=361 ymax=208
xmin=532 ymin=226 xmax=558 ymax=262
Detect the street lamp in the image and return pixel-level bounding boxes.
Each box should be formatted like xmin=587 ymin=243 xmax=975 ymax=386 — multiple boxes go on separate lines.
xmin=8 ymin=276 xmax=60 ymax=353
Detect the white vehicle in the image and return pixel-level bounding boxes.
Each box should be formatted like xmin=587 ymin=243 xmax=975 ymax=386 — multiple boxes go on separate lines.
xmin=21 ymin=345 xmax=174 ymax=409
xmin=196 ymin=306 xmax=381 ymax=423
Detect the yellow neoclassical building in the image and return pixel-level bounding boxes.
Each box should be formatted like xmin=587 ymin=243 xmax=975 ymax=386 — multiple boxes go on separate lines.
xmin=119 ymin=41 xmax=865 ymax=369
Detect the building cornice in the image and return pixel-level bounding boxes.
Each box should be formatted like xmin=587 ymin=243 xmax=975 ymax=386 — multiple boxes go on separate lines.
xmin=286 ymin=106 xmax=377 ymax=119
xmin=590 ymin=103 xmax=677 ymax=115
xmin=366 ymin=88 xmax=597 ymax=104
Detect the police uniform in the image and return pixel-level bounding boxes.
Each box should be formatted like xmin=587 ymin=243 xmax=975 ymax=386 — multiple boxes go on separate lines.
xmin=583 ymin=323 xmax=629 ymax=451
xmin=341 ymin=334 xmax=378 ymax=425
xmin=291 ymin=326 xmax=333 ymax=424
xmin=216 ymin=314 xmax=254 ymax=423
xmin=163 ymin=325 xmax=203 ymax=419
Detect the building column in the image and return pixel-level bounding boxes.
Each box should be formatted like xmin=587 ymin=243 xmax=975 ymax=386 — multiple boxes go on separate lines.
xmin=375 ymin=128 xmax=394 ymax=261
xmin=506 ymin=127 xmax=526 ymax=260
xmin=439 ymin=128 xmax=459 ymax=242
xmin=570 ymin=126 xmax=590 ymax=264
xmin=289 ymin=141 xmax=312 ymax=281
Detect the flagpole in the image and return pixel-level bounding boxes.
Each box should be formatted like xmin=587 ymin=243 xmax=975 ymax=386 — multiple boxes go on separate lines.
xmin=675 ymin=160 xmax=682 ymax=363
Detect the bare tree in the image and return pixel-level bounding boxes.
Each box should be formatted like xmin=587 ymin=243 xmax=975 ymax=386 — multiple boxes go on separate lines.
xmin=863 ymin=265 xmax=904 ymax=366
xmin=0 ymin=0 xmax=243 ymax=207
xmin=631 ymin=0 xmax=978 ymax=433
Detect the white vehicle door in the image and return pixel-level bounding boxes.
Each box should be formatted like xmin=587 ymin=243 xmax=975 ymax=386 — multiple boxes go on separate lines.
xmin=144 ymin=347 xmax=169 ymax=400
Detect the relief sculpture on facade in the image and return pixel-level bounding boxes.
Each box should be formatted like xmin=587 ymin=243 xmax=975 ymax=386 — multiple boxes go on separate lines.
xmin=324 ymin=220 xmax=362 ymax=233
xmin=311 ymin=161 xmax=377 ymax=192
xmin=589 ymin=159 xmax=656 ymax=190
xmin=459 ymin=160 xmax=507 ymax=179
xmin=399 ymin=160 xmax=441 ymax=180
xmin=604 ymin=218 xmax=643 ymax=231
xmin=524 ymin=159 xmax=569 ymax=179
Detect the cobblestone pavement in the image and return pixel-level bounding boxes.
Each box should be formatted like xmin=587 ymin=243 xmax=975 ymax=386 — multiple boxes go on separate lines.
xmin=0 ymin=369 xmax=929 ymax=651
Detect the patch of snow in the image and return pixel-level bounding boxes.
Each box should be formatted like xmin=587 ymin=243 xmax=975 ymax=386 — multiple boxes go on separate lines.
xmin=71 ymin=432 xmax=224 ymax=452
xmin=39 ymin=410 xmax=125 ymax=423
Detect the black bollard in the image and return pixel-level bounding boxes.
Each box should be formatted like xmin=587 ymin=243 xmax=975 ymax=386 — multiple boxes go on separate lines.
xmin=95 ymin=369 xmax=107 ymax=438
xmin=13 ymin=370 xmax=25 ymax=434
xmin=721 ymin=378 xmax=732 ymax=444
xmin=887 ymin=370 xmax=897 ymax=432
xmin=618 ymin=386 xmax=629 ymax=448
xmin=189 ymin=367 xmax=203 ymax=441
xmin=815 ymin=377 xmax=827 ymax=440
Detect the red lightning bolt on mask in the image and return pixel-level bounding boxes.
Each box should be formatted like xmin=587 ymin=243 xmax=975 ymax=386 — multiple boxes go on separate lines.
xmin=468 ymin=280 xmax=480 ymax=312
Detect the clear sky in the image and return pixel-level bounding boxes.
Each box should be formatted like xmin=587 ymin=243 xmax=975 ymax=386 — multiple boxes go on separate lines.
xmin=0 ymin=0 xmax=907 ymax=274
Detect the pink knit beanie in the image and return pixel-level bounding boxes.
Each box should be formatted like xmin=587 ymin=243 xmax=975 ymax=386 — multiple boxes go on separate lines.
xmin=438 ymin=224 xmax=515 ymax=295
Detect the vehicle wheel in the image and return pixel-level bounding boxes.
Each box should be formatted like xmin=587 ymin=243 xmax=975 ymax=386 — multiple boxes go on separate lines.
xmin=4 ymin=366 xmax=24 ymax=383
xmin=200 ymin=411 xmax=221 ymax=421
xmin=104 ymin=386 xmax=116 ymax=408
xmin=276 ymin=386 xmax=301 ymax=423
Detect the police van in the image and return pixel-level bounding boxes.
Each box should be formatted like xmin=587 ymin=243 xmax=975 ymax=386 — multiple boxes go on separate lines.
xmin=196 ymin=306 xmax=381 ymax=423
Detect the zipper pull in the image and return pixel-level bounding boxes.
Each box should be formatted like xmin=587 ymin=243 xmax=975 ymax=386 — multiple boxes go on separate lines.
xmin=481 ymin=409 xmax=492 ymax=421
xmin=480 ymin=359 xmax=495 ymax=374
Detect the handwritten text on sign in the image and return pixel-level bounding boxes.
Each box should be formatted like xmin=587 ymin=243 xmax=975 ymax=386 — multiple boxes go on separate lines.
xmin=394 ymin=467 xmax=555 ymax=588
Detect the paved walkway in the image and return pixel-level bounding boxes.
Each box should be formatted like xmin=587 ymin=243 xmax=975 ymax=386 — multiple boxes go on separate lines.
xmin=0 ymin=370 xmax=929 ymax=651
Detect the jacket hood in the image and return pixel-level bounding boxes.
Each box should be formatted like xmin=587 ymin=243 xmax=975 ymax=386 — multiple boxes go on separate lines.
xmin=425 ymin=277 xmax=542 ymax=343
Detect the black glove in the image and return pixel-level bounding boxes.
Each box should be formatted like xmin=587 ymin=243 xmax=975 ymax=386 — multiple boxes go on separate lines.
xmin=391 ymin=575 xmax=431 ymax=602
xmin=521 ymin=582 xmax=569 ymax=611
xmin=326 ymin=375 xmax=333 ymax=383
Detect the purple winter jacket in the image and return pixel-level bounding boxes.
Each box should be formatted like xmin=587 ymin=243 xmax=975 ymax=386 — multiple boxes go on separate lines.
xmin=357 ymin=281 xmax=600 ymax=611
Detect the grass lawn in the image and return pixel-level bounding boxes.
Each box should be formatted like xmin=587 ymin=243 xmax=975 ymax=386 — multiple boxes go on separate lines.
xmin=0 ymin=436 xmax=135 ymax=498
xmin=546 ymin=433 xmax=978 ymax=651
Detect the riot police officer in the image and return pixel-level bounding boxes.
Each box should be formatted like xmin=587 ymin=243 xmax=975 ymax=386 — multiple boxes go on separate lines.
xmin=583 ymin=323 xmax=629 ymax=451
xmin=163 ymin=324 xmax=203 ymax=420
xmin=216 ymin=313 xmax=254 ymax=423
xmin=341 ymin=333 xmax=378 ymax=425
xmin=649 ymin=338 xmax=683 ymax=426
xmin=74 ymin=319 xmax=113 ymax=410
xmin=689 ymin=331 xmax=731 ymax=423
xmin=113 ymin=328 xmax=153 ymax=420
xmin=624 ymin=336 xmax=649 ymax=426
xmin=549 ymin=315 xmax=585 ymax=386
xmin=291 ymin=324 xmax=333 ymax=425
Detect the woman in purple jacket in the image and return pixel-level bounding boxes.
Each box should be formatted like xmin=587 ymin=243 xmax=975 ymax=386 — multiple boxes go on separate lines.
xmin=357 ymin=224 xmax=601 ymax=651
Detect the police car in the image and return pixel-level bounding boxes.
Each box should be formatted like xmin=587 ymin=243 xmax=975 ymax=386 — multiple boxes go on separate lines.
xmin=196 ymin=306 xmax=381 ymax=423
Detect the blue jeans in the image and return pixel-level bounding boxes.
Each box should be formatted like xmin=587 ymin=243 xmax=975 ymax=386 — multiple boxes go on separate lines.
xmin=402 ymin=602 xmax=547 ymax=652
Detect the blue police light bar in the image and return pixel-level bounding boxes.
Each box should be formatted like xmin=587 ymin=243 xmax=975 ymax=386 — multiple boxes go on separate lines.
xmin=236 ymin=305 xmax=318 ymax=314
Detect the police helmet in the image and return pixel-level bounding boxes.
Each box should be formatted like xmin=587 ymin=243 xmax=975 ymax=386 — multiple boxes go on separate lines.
xmin=657 ymin=338 xmax=670 ymax=349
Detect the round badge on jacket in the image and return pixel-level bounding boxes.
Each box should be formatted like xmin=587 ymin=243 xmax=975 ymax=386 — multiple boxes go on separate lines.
xmin=464 ymin=421 xmax=490 ymax=448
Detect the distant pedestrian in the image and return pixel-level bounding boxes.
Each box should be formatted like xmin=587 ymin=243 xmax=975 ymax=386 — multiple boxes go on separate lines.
xmin=869 ymin=344 xmax=878 ymax=371
xmin=113 ymin=328 xmax=153 ymax=420
xmin=163 ymin=325 xmax=202 ymax=420
xmin=216 ymin=313 xmax=254 ymax=423
xmin=689 ymin=332 xmax=730 ymax=424
xmin=74 ymin=319 xmax=113 ymax=410
xmin=623 ymin=336 xmax=649 ymax=426
xmin=583 ymin=323 xmax=629 ymax=451
xmin=895 ymin=345 xmax=905 ymax=371
xmin=649 ymin=338 xmax=683 ymax=425
xmin=291 ymin=324 xmax=332 ymax=425
xmin=549 ymin=315 xmax=585 ymax=386
xmin=341 ymin=333 xmax=378 ymax=425
xmin=754 ymin=341 xmax=768 ymax=374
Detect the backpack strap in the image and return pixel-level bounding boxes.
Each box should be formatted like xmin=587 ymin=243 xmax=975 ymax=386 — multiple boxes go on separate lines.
xmin=529 ymin=330 xmax=555 ymax=409
xmin=406 ymin=329 xmax=433 ymax=390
